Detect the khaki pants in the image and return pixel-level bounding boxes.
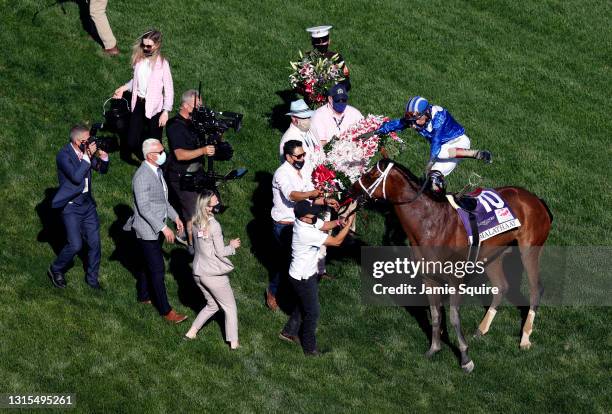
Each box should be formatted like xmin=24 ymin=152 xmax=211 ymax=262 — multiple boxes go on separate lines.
xmin=89 ymin=0 xmax=116 ymax=49
xmin=189 ymin=274 xmax=238 ymax=342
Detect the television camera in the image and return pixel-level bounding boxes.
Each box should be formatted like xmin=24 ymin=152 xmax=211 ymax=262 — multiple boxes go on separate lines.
xmin=179 ymin=84 xmax=247 ymax=193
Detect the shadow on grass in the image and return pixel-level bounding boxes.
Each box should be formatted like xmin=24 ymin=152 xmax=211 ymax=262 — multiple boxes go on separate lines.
xmin=267 ymin=89 xmax=296 ymax=134
xmin=32 ymin=1 xmax=104 ymax=48
xmin=168 ymin=248 xmax=206 ymax=314
xmin=108 ymin=204 xmax=142 ymax=282
xmin=36 ymin=188 xmax=65 ymax=256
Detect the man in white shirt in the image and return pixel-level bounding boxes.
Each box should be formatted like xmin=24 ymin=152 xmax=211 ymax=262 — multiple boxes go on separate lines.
xmin=267 ymin=140 xmax=339 ymax=310
xmin=310 ymin=83 xmax=363 ymax=146
xmin=278 ymin=99 xmax=320 ymax=172
xmin=279 ymin=200 xmax=354 ymax=356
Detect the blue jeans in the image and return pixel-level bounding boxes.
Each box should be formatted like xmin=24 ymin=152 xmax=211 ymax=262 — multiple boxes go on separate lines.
xmin=282 ymin=275 xmax=320 ymax=353
xmin=51 ymin=197 xmax=101 ymax=285
xmin=268 ymin=221 xmax=293 ymax=296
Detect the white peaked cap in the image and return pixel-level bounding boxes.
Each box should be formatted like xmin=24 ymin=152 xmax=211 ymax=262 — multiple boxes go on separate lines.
xmin=306 ymin=25 xmax=333 ymax=38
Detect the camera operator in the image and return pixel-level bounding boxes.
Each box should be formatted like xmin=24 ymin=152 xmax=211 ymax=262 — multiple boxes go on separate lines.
xmin=165 ymin=89 xmax=216 ymax=252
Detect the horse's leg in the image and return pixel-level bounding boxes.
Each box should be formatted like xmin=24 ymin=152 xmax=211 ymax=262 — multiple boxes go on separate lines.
xmin=475 ymin=256 xmax=508 ymax=337
xmin=425 ymin=282 xmax=442 ymax=358
xmin=519 ymin=246 xmax=543 ymax=350
xmin=450 ymin=292 xmax=474 ymax=373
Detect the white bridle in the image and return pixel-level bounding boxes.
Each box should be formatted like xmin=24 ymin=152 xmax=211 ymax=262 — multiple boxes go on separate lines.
xmin=358 ymin=161 xmax=394 ymax=199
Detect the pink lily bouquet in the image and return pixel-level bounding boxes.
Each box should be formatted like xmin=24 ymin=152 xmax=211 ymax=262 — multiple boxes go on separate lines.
xmin=289 ymin=50 xmax=345 ymax=107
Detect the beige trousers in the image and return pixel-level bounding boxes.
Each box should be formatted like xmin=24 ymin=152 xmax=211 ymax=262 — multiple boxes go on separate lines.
xmin=89 ymin=0 xmax=117 ymax=49
xmin=189 ymin=274 xmax=238 ymax=342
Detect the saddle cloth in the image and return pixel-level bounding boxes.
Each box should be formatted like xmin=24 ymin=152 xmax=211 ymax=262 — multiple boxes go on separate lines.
xmin=447 ymin=189 xmax=521 ymax=245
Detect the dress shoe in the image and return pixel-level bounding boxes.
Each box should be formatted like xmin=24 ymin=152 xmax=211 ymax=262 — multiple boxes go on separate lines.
xmin=139 ymin=299 xmax=152 ymax=305
xmin=164 ymin=309 xmax=188 ymax=324
xmin=103 ymin=45 xmax=120 ymax=56
xmin=47 ymin=267 xmax=66 ymax=288
xmin=278 ymin=332 xmax=300 ymax=346
xmin=87 ymin=282 xmax=103 ymax=290
xmin=304 ymin=350 xmax=323 ymax=357
xmin=265 ymin=289 xmax=278 ymax=311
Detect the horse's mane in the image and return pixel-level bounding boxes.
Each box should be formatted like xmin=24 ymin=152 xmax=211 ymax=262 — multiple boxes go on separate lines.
xmin=379 ymin=158 xmax=425 ymax=186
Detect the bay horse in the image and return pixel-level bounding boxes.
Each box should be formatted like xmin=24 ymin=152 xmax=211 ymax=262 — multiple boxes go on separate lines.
xmin=350 ymin=158 xmax=553 ymax=372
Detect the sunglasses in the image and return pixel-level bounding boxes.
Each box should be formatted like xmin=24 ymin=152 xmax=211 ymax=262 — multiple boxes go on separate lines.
xmin=291 ymin=152 xmax=306 ymax=160
xmin=141 ymin=42 xmax=155 ymax=49
xmin=150 ymin=150 xmax=164 ymax=155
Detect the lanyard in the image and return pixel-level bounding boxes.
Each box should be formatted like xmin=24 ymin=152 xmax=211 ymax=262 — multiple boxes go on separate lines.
xmin=333 ymin=115 xmax=345 ymax=131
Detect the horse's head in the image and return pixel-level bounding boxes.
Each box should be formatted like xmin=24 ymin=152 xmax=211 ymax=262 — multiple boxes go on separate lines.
xmin=349 ymin=158 xmax=396 ymax=201
xmin=349 ymin=158 xmax=426 ymax=205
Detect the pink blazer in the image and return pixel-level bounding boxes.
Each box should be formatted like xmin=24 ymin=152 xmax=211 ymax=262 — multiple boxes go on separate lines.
xmin=124 ymin=57 xmax=174 ymax=119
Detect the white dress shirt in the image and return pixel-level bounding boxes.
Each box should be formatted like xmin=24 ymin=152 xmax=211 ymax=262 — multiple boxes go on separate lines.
xmin=289 ymin=218 xmax=328 ymax=280
xmin=271 ymin=161 xmax=314 ymax=223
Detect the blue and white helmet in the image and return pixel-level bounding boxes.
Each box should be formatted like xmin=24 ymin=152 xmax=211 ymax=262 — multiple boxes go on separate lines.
xmin=405 ymin=96 xmax=429 ymax=114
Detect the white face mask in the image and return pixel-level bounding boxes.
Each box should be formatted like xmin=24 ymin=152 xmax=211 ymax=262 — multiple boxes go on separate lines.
xmin=155 ymin=151 xmax=166 ymax=166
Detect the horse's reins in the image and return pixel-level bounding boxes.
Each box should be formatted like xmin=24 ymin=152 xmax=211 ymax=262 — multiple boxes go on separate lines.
xmin=357 ymin=161 xmax=428 ymax=205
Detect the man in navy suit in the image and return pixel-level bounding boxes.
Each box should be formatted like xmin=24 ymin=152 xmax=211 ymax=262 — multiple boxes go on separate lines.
xmin=47 ymin=125 xmax=110 ymax=289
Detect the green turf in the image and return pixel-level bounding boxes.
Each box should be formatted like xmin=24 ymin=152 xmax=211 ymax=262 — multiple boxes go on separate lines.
xmin=0 ymin=0 xmax=610 ymax=412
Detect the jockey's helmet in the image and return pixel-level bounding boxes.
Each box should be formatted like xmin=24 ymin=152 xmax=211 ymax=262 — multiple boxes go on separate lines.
xmin=405 ymin=96 xmax=429 ymax=114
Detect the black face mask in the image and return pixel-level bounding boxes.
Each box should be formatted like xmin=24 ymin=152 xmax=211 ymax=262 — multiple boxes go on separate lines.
xmin=314 ymin=44 xmax=328 ymax=53
xmin=293 ymin=160 xmax=305 ymax=170
xmin=212 ymin=204 xmax=223 ymax=214
xmin=79 ymin=142 xmax=86 ymax=152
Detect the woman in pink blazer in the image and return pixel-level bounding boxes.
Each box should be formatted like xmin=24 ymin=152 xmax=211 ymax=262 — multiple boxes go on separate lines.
xmin=113 ymin=29 xmax=174 ymax=159
xmin=185 ymin=190 xmax=241 ymax=349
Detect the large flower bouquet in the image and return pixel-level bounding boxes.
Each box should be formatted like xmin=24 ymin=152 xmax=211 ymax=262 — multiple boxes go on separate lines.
xmin=289 ymin=50 xmax=345 ymax=107
xmin=311 ymin=115 xmax=404 ymax=200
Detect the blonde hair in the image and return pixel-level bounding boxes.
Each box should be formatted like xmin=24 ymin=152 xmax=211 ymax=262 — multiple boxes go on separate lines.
xmin=131 ymin=29 xmax=164 ymax=66
xmin=192 ymin=190 xmax=216 ymax=232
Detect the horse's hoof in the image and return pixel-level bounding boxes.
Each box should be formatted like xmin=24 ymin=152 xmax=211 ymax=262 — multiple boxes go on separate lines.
xmin=461 ymin=360 xmax=475 ymax=374
xmin=424 ymin=348 xmax=441 ymax=359
xmin=520 ymin=340 xmax=532 ymax=350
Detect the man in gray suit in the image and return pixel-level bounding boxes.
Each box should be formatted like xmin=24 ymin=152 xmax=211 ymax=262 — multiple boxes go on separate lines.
xmin=123 ymin=138 xmax=188 ymax=323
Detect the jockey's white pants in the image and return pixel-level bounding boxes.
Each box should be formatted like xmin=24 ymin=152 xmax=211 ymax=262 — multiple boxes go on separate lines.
xmin=431 ymin=135 xmax=471 ymax=176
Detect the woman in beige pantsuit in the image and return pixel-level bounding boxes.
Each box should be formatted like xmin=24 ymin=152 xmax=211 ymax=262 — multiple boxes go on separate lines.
xmin=185 ymin=191 xmax=240 ymax=349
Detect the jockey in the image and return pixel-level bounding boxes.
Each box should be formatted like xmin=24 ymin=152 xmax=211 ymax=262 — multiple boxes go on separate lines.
xmin=376 ymin=96 xmax=492 ymax=193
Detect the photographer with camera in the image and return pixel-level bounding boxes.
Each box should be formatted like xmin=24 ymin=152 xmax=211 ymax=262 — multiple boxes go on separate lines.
xmin=47 ymin=125 xmax=109 ymax=290
xmin=166 ymin=89 xmax=216 ymax=252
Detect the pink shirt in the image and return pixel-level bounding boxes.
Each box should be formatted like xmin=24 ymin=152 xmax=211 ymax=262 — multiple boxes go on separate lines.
xmin=124 ymin=57 xmax=174 ymax=119
xmin=310 ymin=103 xmax=363 ymax=145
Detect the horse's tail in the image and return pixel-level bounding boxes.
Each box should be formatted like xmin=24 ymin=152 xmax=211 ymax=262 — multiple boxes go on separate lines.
xmin=538 ymin=198 xmax=554 ymax=224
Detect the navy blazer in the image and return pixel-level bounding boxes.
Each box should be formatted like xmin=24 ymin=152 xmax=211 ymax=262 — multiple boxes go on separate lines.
xmin=51 ymin=143 xmax=109 ymax=209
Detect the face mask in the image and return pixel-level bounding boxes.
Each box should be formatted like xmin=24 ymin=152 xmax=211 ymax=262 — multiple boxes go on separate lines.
xmin=332 ymin=101 xmax=347 ymax=113
xmin=143 ymin=47 xmax=155 ymax=57
xmin=78 ymin=142 xmax=86 ymax=152
xmin=155 ymin=151 xmax=166 ymax=166
xmin=314 ymin=43 xmax=329 ymax=53
xmin=293 ymin=160 xmax=305 ymax=170
xmin=211 ymin=204 xmax=223 ymax=214
xmin=296 ymin=118 xmax=311 ymax=132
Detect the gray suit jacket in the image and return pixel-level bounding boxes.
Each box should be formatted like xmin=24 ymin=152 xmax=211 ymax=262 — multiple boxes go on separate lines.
xmin=123 ymin=162 xmax=178 ymax=240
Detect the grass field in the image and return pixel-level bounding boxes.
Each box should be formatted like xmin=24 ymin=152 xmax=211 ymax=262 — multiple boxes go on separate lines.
xmin=0 ymin=0 xmax=610 ymax=412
